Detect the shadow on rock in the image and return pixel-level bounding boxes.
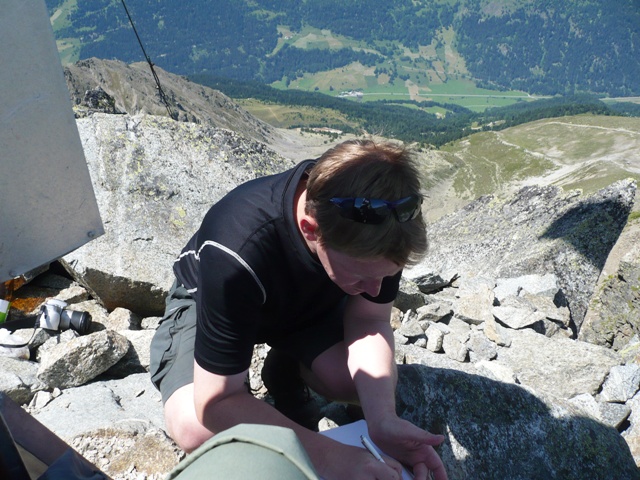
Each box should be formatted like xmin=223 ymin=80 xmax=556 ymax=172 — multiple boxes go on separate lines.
xmin=397 ymin=364 xmax=639 ymax=480
xmin=541 ymin=195 xmax=633 ymax=271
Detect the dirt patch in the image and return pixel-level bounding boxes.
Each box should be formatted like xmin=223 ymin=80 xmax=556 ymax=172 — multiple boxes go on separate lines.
xmin=267 ymin=128 xmax=359 ymax=162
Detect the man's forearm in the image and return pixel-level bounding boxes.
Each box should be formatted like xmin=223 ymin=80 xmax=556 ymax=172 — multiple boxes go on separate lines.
xmin=346 ymin=318 xmax=398 ymax=420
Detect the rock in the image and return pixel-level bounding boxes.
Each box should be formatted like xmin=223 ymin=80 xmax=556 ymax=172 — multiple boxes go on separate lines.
xmin=623 ymin=392 xmax=640 ymax=464
xmin=64 ymin=58 xmax=275 ymax=144
xmin=36 ymin=329 xmax=80 ymax=362
xmin=580 ymin=232 xmax=640 ymax=350
xmin=393 ymin=330 xmax=409 ymax=346
xmin=620 ymin=338 xmax=640 ymax=364
xmin=600 ymin=402 xmax=632 ymax=430
xmin=442 ymin=334 xmax=468 ymax=362
xmin=37 ymin=330 xmax=130 ymax=388
xmin=31 ymin=373 xmax=165 ymax=441
xmin=495 ymin=329 xmax=622 ymax=399
xmin=492 ymin=296 xmax=547 ymax=330
xmin=475 ymin=360 xmax=517 ymax=384
xmin=454 ymin=279 xmax=495 ymax=325
xmin=389 ymin=307 xmax=402 ymax=330
xmin=568 ymin=393 xmax=600 ymax=419
xmin=81 ymin=86 xmax=119 ymax=115
xmin=141 ymin=316 xmax=162 ymax=330
xmin=397 ymin=310 xmax=425 ymax=339
xmin=70 ymin=427 xmax=183 ymax=480
xmin=396 ymin=364 xmax=640 ymax=480
xmin=0 ymin=356 xmax=42 ymax=404
xmin=407 ymin=269 xmax=457 ymax=294
xmin=520 ymin=292 xmax=572 ymax=337
xmin=565 ymin=392 xmax=630 ymax=429
xmin=62 ymin=113 xmax=295 ymax=317
xmin=467 ymin=329 xmax=498 ymax=362
xmin=106 ymin=307 xmax=142 ymax=331
xmin=415 ymin=302 xmax=453 ymax=324
xmin=494 ymin=273 xmax=559 ymax=302
xmin=395 ymin=278 xmax=426 ymax=313
xmin=484 ymin=315 xmax=512 ymax=347
xmin=55 ymin=283 xmax=91 ymax=305
xmin=425 ymin=324 xmax=446 ymax=352
xmin=29 ymin=390 xmax=53 ymax=410
xmin=397 ymin=344 xmax=479 ymax=376
xmin=600 ymin=364 xmax=640 ymax=403
xmin=106 ymin=330 xmax=156 ymax=377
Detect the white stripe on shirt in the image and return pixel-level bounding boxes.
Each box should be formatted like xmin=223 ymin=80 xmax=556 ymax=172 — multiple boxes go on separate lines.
xmin=175 ymin=241 xmax=267 ymax=304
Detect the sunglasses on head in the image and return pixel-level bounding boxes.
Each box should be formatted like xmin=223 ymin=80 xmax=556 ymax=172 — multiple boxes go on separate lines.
xmin=329 ymin=195 xmax=422 ymax=224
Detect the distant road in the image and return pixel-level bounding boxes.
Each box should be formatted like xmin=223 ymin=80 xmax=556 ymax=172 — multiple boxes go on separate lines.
xmin=359 ymin=92 xmax=547 ymax=99
xmin=359 ymin=92 xmax=640 ymax=103
xmin=605 ymin=96 xmax=640 ymax=103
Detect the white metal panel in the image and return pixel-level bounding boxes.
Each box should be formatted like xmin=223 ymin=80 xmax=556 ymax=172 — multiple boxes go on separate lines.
xmin=0 ymin=0 xmax=104 ymax=282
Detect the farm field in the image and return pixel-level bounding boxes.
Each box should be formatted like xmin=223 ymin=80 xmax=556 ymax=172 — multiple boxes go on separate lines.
xmin=271 ymin=26 xmax=540 ymax=112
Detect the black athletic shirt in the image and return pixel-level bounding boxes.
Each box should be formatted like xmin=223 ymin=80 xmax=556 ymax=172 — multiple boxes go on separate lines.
xmin=174 ymin=160 xmax=401 ymax=375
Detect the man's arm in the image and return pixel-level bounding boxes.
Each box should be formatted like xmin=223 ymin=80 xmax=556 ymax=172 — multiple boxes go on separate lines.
xmin=343 ymin=295 xmax=448 ymax=480
xmin=192 ymin=361 xmax=405 ymax=480
xmin=343 ymin=295 xmax=398 ymax=418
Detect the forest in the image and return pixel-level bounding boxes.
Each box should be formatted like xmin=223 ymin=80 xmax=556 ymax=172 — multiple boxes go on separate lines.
xmin=454 ymin=0 xmax=640 ymax=96
xmin=191 ymin=75 xmax=640 ymax=147
xmin=47 ymin=0 xmax=640 ymax=97
xmin=262 ymin=45 xmax=382 ymax=84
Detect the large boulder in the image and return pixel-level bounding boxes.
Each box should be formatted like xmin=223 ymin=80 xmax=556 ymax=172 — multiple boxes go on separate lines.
xmin=493 ymin=328 xmax=621 ymax=399
xmin=31 ymin=373 xmax=165 ymax=441
xmin=580 ymin=217 xmax=640 ymax=350
xmin=396 ymin=363 xmax=640 ymax=480
xmin=63 ymin=113 xmax=295 ymax=316
xmin=37 ymin=330 xmax=130 ymax=389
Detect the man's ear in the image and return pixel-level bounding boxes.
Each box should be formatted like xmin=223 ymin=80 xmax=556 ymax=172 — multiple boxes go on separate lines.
xmin=299 ymin=216 xmax=319 ymax=241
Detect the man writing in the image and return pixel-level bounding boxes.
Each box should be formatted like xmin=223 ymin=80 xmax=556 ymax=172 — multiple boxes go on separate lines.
xmin=150 ymin=139 xmax=447 ymax=480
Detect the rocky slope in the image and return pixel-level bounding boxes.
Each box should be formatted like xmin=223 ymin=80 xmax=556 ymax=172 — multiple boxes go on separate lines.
xmin=0 ymin=110 xmax=635 ymax=478
xmin=64 ymin=58 xmax=276 ymax=145
xmin=2 ymin=59 xmax=639 ymax=478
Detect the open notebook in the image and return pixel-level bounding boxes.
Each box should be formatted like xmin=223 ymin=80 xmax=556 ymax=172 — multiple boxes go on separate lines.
xmin=320 ymin=420 xmax=413 ymax=479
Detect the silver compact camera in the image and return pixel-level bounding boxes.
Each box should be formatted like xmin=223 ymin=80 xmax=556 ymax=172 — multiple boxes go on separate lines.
xmin=37 ymin=299 xmax=91 ymax=335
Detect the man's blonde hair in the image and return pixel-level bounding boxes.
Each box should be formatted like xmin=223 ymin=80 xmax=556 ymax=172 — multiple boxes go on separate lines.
xmin=305 ymin=139 xmax=427 ymax=265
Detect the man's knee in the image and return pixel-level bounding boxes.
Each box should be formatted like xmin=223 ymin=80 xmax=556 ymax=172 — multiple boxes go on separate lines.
xmin=304 ymin=344 xmax=357 ymax=402
xmin=167 ymin=417 xmax=213 ymax=453
xmin=164 ymin=384 xmax=214 ymax=453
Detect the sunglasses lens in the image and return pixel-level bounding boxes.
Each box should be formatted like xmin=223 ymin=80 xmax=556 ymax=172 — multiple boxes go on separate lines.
xmin=394 ymin=196 xmax=421 ymax=222
xmin=338 ymin=198 xmax=355 ymax=210
xmin=368 ymin=199 xmax=393 ymax=218
xmin=353 ymin=198 xmax=385 ymax=224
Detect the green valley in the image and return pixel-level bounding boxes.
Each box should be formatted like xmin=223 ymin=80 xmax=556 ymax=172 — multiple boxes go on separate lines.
xmin=47 ymin=0 xmax=640 ymax=111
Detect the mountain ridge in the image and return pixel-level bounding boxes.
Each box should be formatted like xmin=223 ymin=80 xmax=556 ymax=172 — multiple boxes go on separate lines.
xmin=64 ymin=57 xmax=640 ymax=223
xmin=64 ymin=58 xmax=275 ymax=145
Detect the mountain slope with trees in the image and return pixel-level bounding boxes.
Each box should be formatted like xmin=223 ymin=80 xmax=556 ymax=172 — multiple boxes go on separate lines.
xmin=47 ymin=0 xmax=640 ymax=97
xmin=193 ymin=75 xmax=640 ymax=147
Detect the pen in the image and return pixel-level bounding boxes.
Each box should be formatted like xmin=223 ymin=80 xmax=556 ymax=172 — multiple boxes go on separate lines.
xmin=360 ymin=434 xmax=386 ymax=463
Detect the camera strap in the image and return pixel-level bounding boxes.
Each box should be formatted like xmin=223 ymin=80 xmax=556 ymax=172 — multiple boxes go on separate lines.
xmin=0 ymin=316 xmax=38 ymax=348
xmin=0 ymin=331 xmax=35 ymax=348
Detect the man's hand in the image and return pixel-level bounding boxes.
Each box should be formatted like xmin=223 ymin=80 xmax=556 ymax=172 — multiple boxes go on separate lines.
xmin=368 ymin=415 xmax=447 ymax=480
xmin=319 ymin=441 xmax=406 ymax=480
